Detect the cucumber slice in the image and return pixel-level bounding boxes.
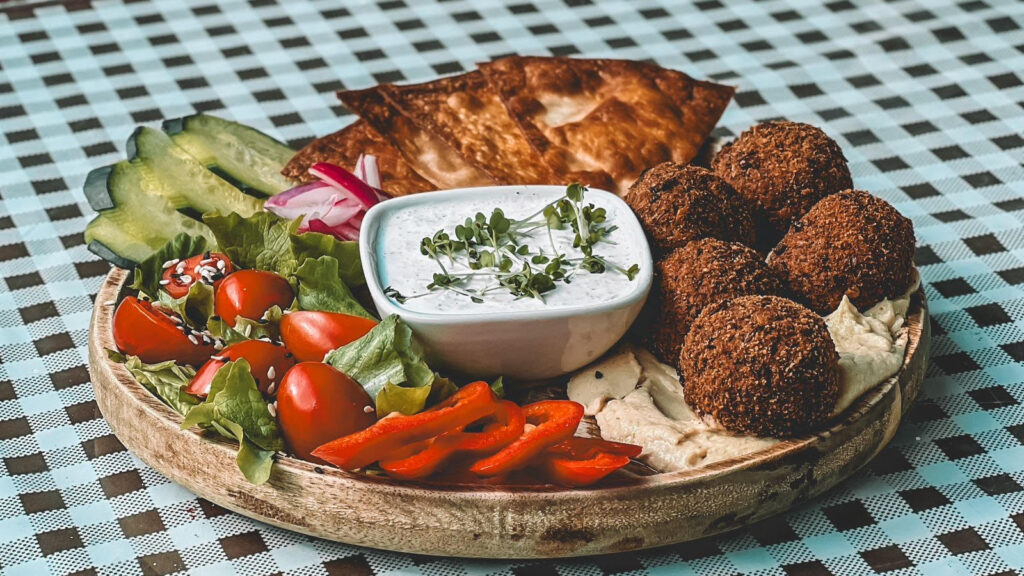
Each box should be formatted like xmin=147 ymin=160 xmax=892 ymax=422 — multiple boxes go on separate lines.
xmin=163 ymin=114 xmax=296 ymax=196
xmin=84 ymin=161 xmax=218 ymax=267
xmin=127 ymin=127 xmax=264 ymax=217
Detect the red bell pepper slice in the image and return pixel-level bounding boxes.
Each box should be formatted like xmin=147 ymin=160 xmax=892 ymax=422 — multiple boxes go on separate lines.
xmin=538 ymin=451 xmax=633 ymax=488
xmin=536 ymin=436 xmax=641 ymax=487
xmin=379 ymin=400 xmax=525 ymax=480
xmin=544 ymin=437 xmax=643 ymax=460
xmin=311 ymin=380 xmax=498 ymax=470
xmin=469 ymin=400 xmax=584 ymax=477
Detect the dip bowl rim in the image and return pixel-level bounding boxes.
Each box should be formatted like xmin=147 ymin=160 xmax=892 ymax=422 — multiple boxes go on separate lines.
xmin=358 ymin=184 xmax=654 ymax=326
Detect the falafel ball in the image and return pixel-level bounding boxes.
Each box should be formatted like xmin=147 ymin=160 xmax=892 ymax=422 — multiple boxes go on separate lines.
xmin=681 ymin=295 xmax=840 ymax=437
xmin=625 ymin=163 xmax=757 ymax=253
xmin=769 ymin=189 xmax=916 ymax=315
xmin=649 ymin=238 xmax=783 ymax=364
xmin=712 ymin=121 xmax=852 ymax=246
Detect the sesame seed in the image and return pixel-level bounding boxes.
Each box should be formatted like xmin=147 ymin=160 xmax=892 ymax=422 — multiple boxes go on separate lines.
xmin=169 ymin=316 xmax=182 ymax=324
xmin=159 ymin=279 xmax=170 ymax=285
xmin=266 ymin=382 xmax=276 ymax=395
xmin=217 ymin=260 xmax=226 ymax=270
xmin=266 ymin=366 xmax=276 ymax=380
xmin=213 ymin=340 xmax=224 ymax=350
xmin=162 ymin=258 xmax=179 ymax=269
xmin=187 ymin=334 xmax=199 ymax=345
xmin=200 ymin=258 xmax=214 ymax=265
xmin=179 ymin=275 xmax=192 ymax=284
xmin=267 ymin=403 xmax=277 ymax=417
xmin=363 ymin=406 xmax=374 ymax=414
xmin=103 ymin=300 xmax=116 ymax=306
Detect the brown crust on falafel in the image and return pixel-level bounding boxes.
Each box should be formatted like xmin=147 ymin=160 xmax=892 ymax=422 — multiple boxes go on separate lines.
xmin=712 ymin=120 xmax=852 ymax=247
xmin=625 ymin=163 xmax=757 ymax=254
xmin=681 ymin=295 xmax=840 ymax=437
xmin=649 ymin=238 xmax=783 ymax=364
xmin=769 ymin=189 xmax=916 ymax=314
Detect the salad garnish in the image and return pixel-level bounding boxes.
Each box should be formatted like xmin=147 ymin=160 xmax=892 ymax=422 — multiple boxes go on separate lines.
xmin=387 ymin=183 xmax=640 ymax=304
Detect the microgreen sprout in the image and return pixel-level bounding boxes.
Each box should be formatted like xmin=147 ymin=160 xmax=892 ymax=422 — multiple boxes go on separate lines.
xmin=392 ymin=183 xmax=639 ymax=304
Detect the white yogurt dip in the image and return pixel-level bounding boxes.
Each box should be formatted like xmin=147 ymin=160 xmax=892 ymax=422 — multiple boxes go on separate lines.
xmin=376 ymin=187 xmax=646 ymax=315
xmin=568 ymin=273 xmax=920 ymax=472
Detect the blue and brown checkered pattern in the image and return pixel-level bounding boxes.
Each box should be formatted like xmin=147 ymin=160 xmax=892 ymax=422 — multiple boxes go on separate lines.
xmin=1 ymin=0 xmax=1023 ymax=574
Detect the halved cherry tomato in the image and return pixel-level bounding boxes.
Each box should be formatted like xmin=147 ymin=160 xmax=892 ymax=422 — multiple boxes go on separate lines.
xmin=160 ymin=252 xmax=234 ymax=299
xmin=276 ymin=363 xmax=376 ymax=462
xmin=185 ymin=339 xmax=296 ymax=398
xmin=280 ymin=311 xmax=378 ymax=362
xmin=214 ymin=269 xmax=294 ymax=327
xmin=312 ymin=381 xmax=498 ymax=470
xmin=468 ymin=400 xmax=584 ymax=478
xmin=112 ymin=296 xmax=213 ymax=366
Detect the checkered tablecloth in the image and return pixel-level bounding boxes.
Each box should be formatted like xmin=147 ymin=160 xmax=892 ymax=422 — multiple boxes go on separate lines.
xmin=1 ymin=0 xmax=1023 ymax=574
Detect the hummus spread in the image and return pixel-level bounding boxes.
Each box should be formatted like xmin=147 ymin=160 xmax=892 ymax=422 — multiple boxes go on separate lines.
xmin=567 ymin=271 xmax=920 ymax=472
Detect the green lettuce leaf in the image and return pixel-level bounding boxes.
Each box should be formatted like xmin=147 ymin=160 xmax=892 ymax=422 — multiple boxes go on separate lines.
xmin=206 ymin=304 xmax=282 ymax=345
xmin=129 ymin=233 xmax=210 ymax=298
xmin=204 ymin=211 xmax=301 ymax=278
xmin=290 ymin=231 xmax=364 ymax=287
xmin=325 ymin=315 xmax=445 ymax=416
xmin=490 ymin=376 xmax=505 ymax=399
xmin=294 ymin=256 xmax=372 ymax=319
xmin=108 ymin=350 xmax=200 ymax=416
xmin=180 ymin=359 xmax=283 ymax=484
xmin=156 ymin=281 xmax=215 ymax=329
xmin=205 ymin=211 xmax=366 ymax=292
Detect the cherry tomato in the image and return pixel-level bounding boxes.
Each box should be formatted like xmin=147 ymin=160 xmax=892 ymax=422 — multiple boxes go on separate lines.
xmin=276 ymin=363 xmax=376 ymax=462
xmin=214 ymin=270 xmax=294 ymax=327
xmin=112 ymin=296 xmax=213 ymax=366
xmin=160 ymin=252 xmax=234 ymax=299
xmin=185 ymin=339 xmax=296 ymax=398
xmin=280 ymin=311 xmax=378 ymax=362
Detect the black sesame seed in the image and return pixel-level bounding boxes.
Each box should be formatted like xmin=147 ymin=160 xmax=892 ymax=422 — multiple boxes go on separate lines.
xmin=595 ymin=371 xmax=604 ymax=379
xmin=314 ymin=466 xmax=324 ymax=474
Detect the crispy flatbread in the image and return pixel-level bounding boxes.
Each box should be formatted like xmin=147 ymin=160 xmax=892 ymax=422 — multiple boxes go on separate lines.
xmin=338 ymin=86 xmax=495 ymax=190
xmin=382 ymin=71 xmax=559 ymax=185
xmin=479 ymin=57 xmax=735 ymax=195
xmin=282 ymin=120 xmax=434 ymax=197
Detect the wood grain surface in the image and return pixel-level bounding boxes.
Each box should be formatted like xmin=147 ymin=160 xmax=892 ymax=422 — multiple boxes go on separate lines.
xmin=88 ymin=267 xmax=929 ymax=558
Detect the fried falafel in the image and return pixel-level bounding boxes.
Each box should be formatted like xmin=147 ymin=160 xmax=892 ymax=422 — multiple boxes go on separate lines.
xmin=625 ymin=163 xmax=757 ymax=253
xmin=649 ymin=238 xmax=783 ymax=364
xmin=681 ymin=295 xmax=840 ymax=437
xmin=712 ymin=121 xmax=852 ymax=247
xmin=769 ymin=189 xmax=916 ymax=315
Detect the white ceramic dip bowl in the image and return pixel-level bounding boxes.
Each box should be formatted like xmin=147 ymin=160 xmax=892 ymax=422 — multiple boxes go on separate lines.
xmin=359 ymin=185 xmax=653 ymax=381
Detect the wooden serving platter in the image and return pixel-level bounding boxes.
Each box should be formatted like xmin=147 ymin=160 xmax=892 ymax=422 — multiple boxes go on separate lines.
xmin=88 ymin=267 xmax=929 ymax=558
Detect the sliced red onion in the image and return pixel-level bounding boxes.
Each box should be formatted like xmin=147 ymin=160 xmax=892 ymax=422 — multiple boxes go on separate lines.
xmin=354 ymin=154 xmax=383 ymax=193
xmin=264 ymin=180 xmax=330 ymax=208
xmin=266 ymin=160 xmax=386 ymax=241
xmin=309 ymin=162 xmax=380 ymax=209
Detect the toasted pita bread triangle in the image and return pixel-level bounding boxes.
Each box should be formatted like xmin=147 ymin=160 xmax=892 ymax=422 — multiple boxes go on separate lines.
xmin=339 ymin=86 xmax=495 ymax=190
xmin=282 ymin=120 xmax=434 ymax=197
xmin=479 ymin=57 xmax=735 ymax=195
xmin=382 ymin=71 xmax=559 ymax=185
